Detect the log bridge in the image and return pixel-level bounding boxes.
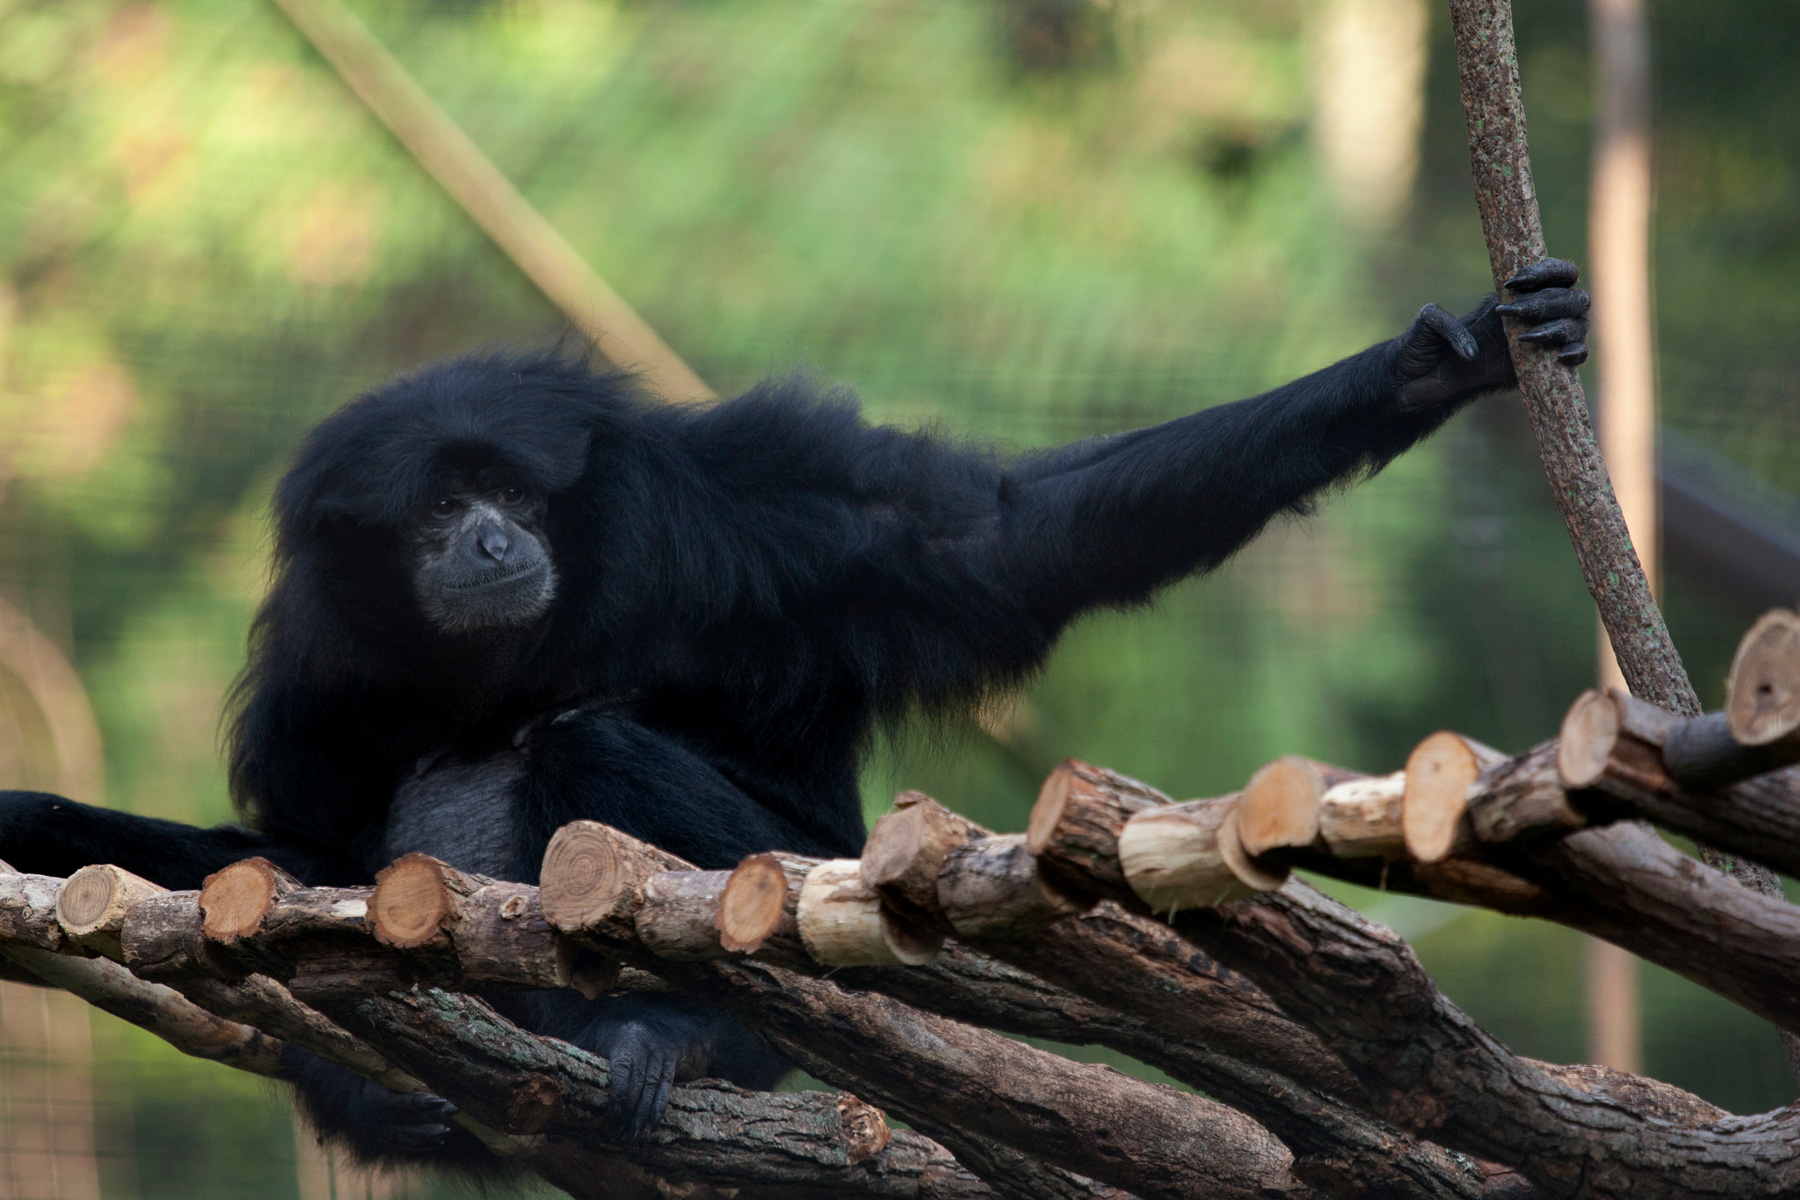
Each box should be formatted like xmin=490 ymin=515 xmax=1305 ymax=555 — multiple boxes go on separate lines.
xmin=4 ymin=608 xmax=1800 ymax=1200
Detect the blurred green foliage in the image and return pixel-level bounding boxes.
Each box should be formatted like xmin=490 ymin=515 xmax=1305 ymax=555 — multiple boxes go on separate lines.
xmin=0 ymin=0 xmax=1796 ymax=1195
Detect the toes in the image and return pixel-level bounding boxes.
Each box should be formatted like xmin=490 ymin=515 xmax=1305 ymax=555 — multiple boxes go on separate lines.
xmin=1557 ymin=342 xmax=1590 ymax=366
xmin=383 ymin=1122 xmax=453 ymax=1151
xmin=1502 ymin=257 xmax=1580 ymax=292
xmin=1494 ymin=288 xmax=1591 ymax=323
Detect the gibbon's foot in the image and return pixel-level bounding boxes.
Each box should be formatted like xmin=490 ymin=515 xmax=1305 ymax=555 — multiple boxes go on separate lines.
xmin=368 ymin=1092 xmax=459 ymax=1152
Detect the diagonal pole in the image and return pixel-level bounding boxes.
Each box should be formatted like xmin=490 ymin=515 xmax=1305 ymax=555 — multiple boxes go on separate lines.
xmin=269 ymin=0 xmax=714 ymax=403
xmin=1444 ymin=0 xmax=1693 ymax=717
xmin=1446 ymin=0 xmax=1800 ymax=1083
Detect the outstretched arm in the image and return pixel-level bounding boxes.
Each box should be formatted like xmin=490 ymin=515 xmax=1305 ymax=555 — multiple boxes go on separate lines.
xmin=0 ymin=791 xmax=320 ymax=889
xmin=993 ymin=260 xmax=1589 ymax=626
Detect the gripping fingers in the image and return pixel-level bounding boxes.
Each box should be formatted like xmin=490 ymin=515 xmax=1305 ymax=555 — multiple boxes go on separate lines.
xmin=1502 ymin=257 xmax=1580 ymax=293
xmin=1516 ymin=315 xmax=1590 ymax=366
xmin=1494 ymin=287 xmax=1590 ymax=324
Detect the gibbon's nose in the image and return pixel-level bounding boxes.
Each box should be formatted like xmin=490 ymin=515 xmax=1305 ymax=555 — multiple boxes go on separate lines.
xmin=475 ymin=522 xmax=511 ymax=563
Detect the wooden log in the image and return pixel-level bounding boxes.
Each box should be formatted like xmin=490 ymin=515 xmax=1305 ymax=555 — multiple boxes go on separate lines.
xmin=0 ymin=869 xmax=77 ymax=952
xmin=1237 ymin=757 xmax=1324 ymax=858
xmin=1468 ymin=741 xmax=1585 ymax=846
xmin=0 ymin=863 xmax=285 ymax=1076
xmin=368 ymin=853 xmax=489 ymax=950
xmin=1117 ymin=796 xmax=1257 ymax=912
xmin=716 ymin=853 xmax=802 ymax=955
xmin=637 ymin=869 xmax=734 ymax=960
xmin=861 ymin=792 xmax=982 ymax=932
xmin=1563 ymin=687 xmax=1800 ymax=797
xmin=540 ymin=819 xmax=690 ymax=945
xmin=797 ymin=860 xmax=942 ymax=968
xmin=1317 ymin=772 xmax=1407 ymax=858
xmin=1167 ymin=879 xmax=1800 ymax=1200
xmin=56 ymin=864 xmax=167 ymax=959
xmin=1726 ymin=607 xmax=1800 ymax=748
xmin=1215 ymin=806 xmax=1288 ymax=894
xmin=1027 ymin=759 xmax=1170 ymax=903
xmin=199 ymin=857 xmax=304 ymax=943
xmin=671 ymin=957 xmax=1307 ymax=1200
xmin=937 ymin=835 xmax=1084 ymax=937
xmin=122 ymin=891 xmax=242 ymax=982
xmin=1403 ymin=732 xmax=1506 ymax=864
xmin=314 ymin=985 xmax=1002 ymax=1200
xmin=1557 ymin=690 xmax=1800 ymax=878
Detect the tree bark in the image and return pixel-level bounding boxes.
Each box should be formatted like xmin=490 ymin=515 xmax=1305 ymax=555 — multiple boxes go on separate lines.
xmin=1165 ymin=881 xmax=1800 ymax=1200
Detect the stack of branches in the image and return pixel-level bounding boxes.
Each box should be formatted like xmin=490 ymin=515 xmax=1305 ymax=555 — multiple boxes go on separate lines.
xmin=2 ymin=609 xmax=1799 ymax=1200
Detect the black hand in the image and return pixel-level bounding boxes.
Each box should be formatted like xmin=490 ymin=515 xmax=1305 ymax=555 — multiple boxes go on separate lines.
xmin=1391 ymin=256 xmax=1590 ymax=411
xmin=367 ymin=1091 xmax=458 ymax=1152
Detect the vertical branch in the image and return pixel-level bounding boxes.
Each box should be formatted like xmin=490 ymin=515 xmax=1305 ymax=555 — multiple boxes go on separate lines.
xmin=1444 ymin=0 xmax=1695 ymax=717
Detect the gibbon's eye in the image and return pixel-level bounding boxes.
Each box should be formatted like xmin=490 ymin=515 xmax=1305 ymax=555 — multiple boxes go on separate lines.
xmin=499 ymin=485 xmax=525 ymax=504
xmin=431 ymin=497 xmax=459 ymax=517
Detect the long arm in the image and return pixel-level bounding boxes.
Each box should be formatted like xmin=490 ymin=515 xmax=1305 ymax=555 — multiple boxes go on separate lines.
xmin=990 ymin=266 xmax=1591 ymax=630
xmin=0 ymin=791 xmax=314 ymax=890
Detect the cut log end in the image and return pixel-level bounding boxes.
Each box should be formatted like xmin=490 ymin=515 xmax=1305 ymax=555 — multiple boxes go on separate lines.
xmin=1557 ymin=689 xmax=1621 ymax=789
xmin=1238 ymin=756 xmax=1324 ymax=858
xmin=539 ymin=820 xmax=684 ymax=935
xmin=1727 ymin=608 xmax=1800 ymax=746
xmin=1404 ymin=731 xmax=1499 ymax=864
xmin=1025 ymin=762 xmax=1077 ymax=856
xmin=199 ymin=857 xmax=303 ymax=944
xmin=1216 ymin=805 xmax=1287 ymax=893
xmin=717 ymin=854 xmax=792 ymax=954
xmin=369 ymin=854 xmax=458 ymax=949
xmin=860 ymin=793 xmax=979 ymax=923
xmin=57 ymin=864 xmax=166 ymax=939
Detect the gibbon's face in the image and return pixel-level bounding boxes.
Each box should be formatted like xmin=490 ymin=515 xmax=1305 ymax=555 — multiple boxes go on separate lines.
xmin=408 ymin=466 xmax=558 ymax=634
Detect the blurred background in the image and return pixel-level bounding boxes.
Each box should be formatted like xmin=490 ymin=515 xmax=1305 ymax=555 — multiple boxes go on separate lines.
xmin=0 ymin=0 xmax=1796 ymax=1195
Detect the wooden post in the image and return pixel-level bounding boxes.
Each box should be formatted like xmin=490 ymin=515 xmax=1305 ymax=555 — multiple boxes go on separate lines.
xmin=268 ymin=0 xmax=713 ymax=403
xmin=1585 ymin=0 xmax=1656 ymax=1077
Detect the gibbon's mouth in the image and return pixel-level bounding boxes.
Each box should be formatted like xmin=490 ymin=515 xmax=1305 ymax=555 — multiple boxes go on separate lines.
xmin=443 ymin=563 xmax=548 ymax=593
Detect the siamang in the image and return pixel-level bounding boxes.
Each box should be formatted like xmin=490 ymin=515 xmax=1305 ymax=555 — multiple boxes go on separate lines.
xmin=0 ymin=261 xmax=1588 ymax=1165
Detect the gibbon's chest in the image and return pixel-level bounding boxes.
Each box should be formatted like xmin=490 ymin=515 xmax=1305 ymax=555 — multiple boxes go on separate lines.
xmin=383 ymin=748 xmax=525 ymax=880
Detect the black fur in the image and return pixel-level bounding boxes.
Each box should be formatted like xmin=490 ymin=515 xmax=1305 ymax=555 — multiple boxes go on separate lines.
xmin=0 ymin=264 xmax=1589 ymax=1167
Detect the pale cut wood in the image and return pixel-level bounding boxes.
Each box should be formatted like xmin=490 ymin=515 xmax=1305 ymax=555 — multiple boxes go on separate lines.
xmin=937 ymin=835 xmax=1084 ymax=937
xmin=861 ymin=792 xmax=982 ymax=931
xmin=1028 ymin=759 xmax=1170 ymax=902
xmin=1726 ymin=608 xmax=1800 ymax=746
xmin=199 ymin=857 xmax=304 ymax=943
xmin=56 ymin=864 xmax=167 ymax=959
xmin=1558 ymin=688 xmax=1621 ymax=788
xmin=796 ymin=860 xmax=941 ymax=968
xmin=1403 ymin=732 xmax=1505 ymax=864
xmin=1215 ymin=807 xmax=1288 ymax=894
xmin=540 ymin=820 xmax=689 ymax=944
xmin=1317 ymin=772 xmax=1407 ymax=858
xmin=717 ymin=854 xmax=797 ymax=955
xmin=1117 ymin=796 xmax=1255 ymax=912
xmin=637 ymin=870 xmax=734 ymax=960
xmin=1237 ymin=757 xmax=1324 ymax=858
xmin=369 ymin=853 xmax=489 ymax=950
